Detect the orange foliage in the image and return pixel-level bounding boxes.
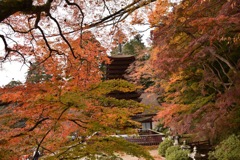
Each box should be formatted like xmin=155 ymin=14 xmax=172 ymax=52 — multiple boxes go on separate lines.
xmin=0 ymin=0 xmax=158 ymax=159
xmin=0 ymin=30 xmax=111 ymax=157
xmin=112 ymin=29 xmax=127 ymax=45
xmin=0 ymin=79 xmax=143 ymax=158
xmin=150 ymin=0 xmax=240 ymax=141
xmin=148 ymin=0 xmax=170 ymax=26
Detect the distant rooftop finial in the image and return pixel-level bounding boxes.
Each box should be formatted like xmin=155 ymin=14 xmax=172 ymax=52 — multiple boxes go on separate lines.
xmin=118 ymin=43 xmax=122 ymax=54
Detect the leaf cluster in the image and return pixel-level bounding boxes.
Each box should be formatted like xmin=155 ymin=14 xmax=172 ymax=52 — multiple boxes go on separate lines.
xmin=0 ymin=79 xmax=148 ymax=159
xmin=158 ymin=138 xmax=173 ymax=156
xmin=209 ymin=134 xmax=240 ymax=160
xmin=151 ymin=0 xmax=240 ymax=142
xmin=165 ymin=146 xmax=190 ymax=160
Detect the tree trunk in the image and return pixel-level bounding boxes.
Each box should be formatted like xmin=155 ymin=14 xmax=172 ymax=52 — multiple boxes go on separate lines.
xmin=0 ymin=0 xmax=33 ymax=22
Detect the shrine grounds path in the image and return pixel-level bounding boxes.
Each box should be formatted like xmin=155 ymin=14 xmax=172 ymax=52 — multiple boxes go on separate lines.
xmin=120 ymin=148 xmax=165 ymax=160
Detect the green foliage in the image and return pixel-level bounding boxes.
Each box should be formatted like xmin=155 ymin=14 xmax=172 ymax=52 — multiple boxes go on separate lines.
xmin=52 ymin=137 xmax=154 ymax=160
xmin=158 ymin=138 xmax=173 ymax=156
xmin=90 ymin=79 xmax=140 ymax=95
xmin=165 ymin=145 xmax=190 ymax=160
xmin=26 ymin=62 xmax=52 ymax=84
xmin=140 ymin=76 xmax=155 ymax=89
xmin=165 ymin=146 xmax=180 ymax=157
xmin=97 ymin=96 xmax=145 ymax=109
xmin=43 ymin=79 xmax=142 ymax=110
xmin=59 ymin=92 xmax=88 ymax=109
xmin=5 ymin=79 xmax=22 ymax=88
xmin=162 ymin=68 xmax=216 ymax=113
xmin=166 ymin=149 xmax=190 ymax=160
xmin=49 ymin=79 xmax=145 ymax=154
xmin=209 ymin=134 xmax=240 ymax=160
xmin=111 ymin=34 xmax=145 ymax=55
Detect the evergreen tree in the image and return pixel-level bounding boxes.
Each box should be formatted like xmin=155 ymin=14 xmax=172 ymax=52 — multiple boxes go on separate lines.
xmin=111 ymin=34 xmax=145 ymax=56
xmin=26 ymin=62 xmax=52 ymax=84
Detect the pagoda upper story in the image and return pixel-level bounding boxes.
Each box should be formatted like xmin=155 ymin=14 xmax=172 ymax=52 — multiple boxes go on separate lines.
xmin=106 ymin=55 xmax=135 ymax=80
xmin=105 ymin=55 xmax=141 ymax=102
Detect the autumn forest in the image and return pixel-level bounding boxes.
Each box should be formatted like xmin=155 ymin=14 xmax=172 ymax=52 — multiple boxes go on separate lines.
xmin=0 ymin=0 xmax=240 ymax=159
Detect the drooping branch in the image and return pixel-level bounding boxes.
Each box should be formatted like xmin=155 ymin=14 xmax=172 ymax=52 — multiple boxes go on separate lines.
xmin=56 ymin=131 xmax=99 ymax=158
xmin=33 ymin=105 xmax=71 ymax=160
xmin=65 ymin=0 xmax=85 ymax=47
xmin=87 ymin=0 xmax=157 ymax=28
xmin=0 ymin=0 xmax=157 ymax=63
xmin=0 ymin=34 xmax=27 ymax=63
xmin=48 ymin=14 xmax=77 ymax=58
xmin=216 ymin=59 xmax=233 ymax=87
xmin=2 ymin=20 xmax=34 ymax=34
xmin=0 ymin=34 xmax=8 ymax=51
xmin=208 ymin=47 xmax=237 ymax=73
xmin=36 ymin=25 xmax=57 ymax=55
xmin=68 ymin=119 xmax=88 ymax=129
xmin=102 ymin=0 xmax=112 ymax=15
xmin=28 ymin=117 xmax=50 ymax=131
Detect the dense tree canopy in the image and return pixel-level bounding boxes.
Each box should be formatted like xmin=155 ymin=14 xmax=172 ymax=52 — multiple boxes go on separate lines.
xmin=0 ymin=0 xmax=160 ymax=159
xmin=1 ymin=0 xmax=240 ymax=158
xmin=0 ymin=79 xmax=153 ymax=159
xmin=151 ymin=0 xmax=240 ymax=142
xmin=0 ymin=0 xmax=157 ymax=87
xmin=0 ymin=0 xmax=156 ymax=65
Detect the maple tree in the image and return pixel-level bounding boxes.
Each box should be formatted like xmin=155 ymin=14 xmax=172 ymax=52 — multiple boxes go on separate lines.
xmin=150 ymin=0 xmax=240 ymax=142
xmin=124 ymin=47 xmax=155 ymax=90
xmin=0 ymin=0 xmax=157 ymax=98
xmin=0 ymin=0 xmax=162 ymax=159
xmin=0 ymin=0 xmax=157 ymax=65
xmin=0 ymin=79 xmax=154 ymax=159
xmin=3 ymin=0 xmax=240 ymax=158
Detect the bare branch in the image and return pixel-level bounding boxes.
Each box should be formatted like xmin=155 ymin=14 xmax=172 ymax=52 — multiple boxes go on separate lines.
xmin=48 ymin=14 xmax=77 ymax=58
xmin=65 ymin=0 xmax=85 ymax=47
xmin=34 ymin=105 xmax=70 ymax=159
xmin=0 ymin=34 xmax=8 ymax=51
xmin=0 ymin=0 xmax=157 ymax=64
xmin=208 ymin=46 xmax=237 ymax=73
xmin=28 ymin=117 xmax=50 ymax=131
xmin=87 ymin=0 xmax=156 ymax=28
xmin=2 ymin=21 xmax=34 ymax=34
xmin=68 ymin=119 xmax=87 ymax=129
xmin=0 ymin=34 xmax=27 ymax=63
xmin=102 ymin=0 xmax=112 ymax=15
xmin=36 ymin=26 xmax=56 ymax=54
